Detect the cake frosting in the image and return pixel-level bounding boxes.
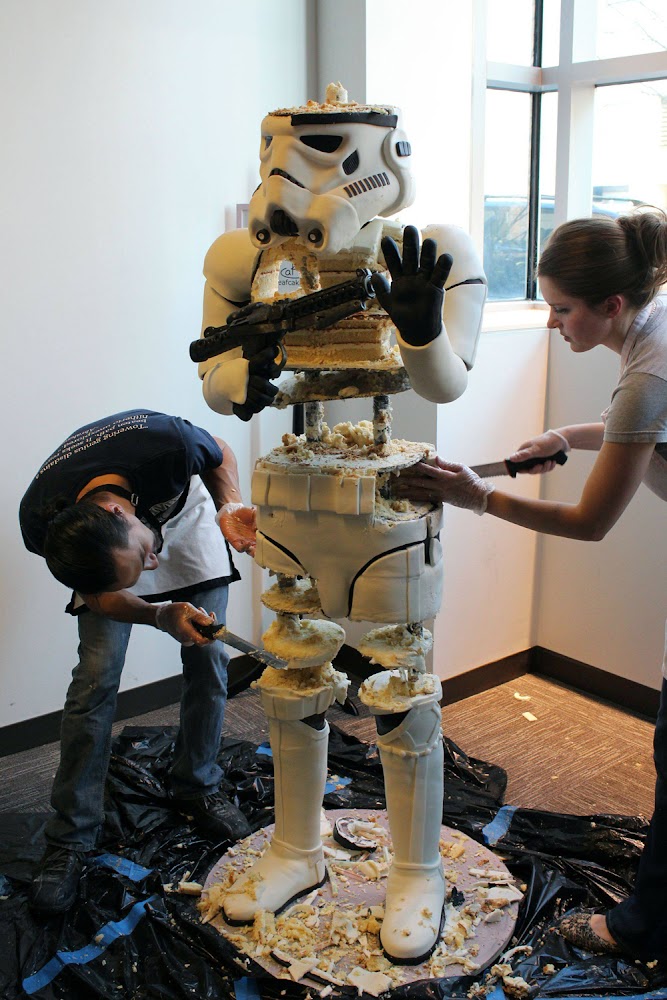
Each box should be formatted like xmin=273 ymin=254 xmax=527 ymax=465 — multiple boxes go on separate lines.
xmin=257 ymin=662 xmax=348 ymax=705
xmin=262 ymin=615 xmax=345 ymax=668
xmin=252 ymin=414 xmax=443 ymax=622
xmin=358 ymin=669 xmax=439 ymax=712
xmin=261 ymin=577 xmax=322 ymax=614
xmin=357 ymin=624 xmax=433 ymax=671
xmin=270 ymin=82 xmax=397 ymax=119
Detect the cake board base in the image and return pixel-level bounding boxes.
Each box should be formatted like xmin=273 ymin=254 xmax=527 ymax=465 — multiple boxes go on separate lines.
xmin=273 ymin=367 xmax=411 ymax=407
xmin=203 ymin=808 xmax=520 ymax=993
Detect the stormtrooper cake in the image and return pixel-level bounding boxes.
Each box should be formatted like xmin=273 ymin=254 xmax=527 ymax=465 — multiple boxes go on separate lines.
xmin=193 ymin=83 xmax=488 ymax=966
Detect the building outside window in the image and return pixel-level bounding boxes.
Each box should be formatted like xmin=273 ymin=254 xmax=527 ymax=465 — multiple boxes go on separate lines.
xmin=480 ymin=0 xmax=667 ymax=302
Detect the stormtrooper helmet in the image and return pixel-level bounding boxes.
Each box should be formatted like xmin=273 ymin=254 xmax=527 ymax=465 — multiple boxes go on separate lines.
xmin=247 ymin=83 xmax=415 ymax=255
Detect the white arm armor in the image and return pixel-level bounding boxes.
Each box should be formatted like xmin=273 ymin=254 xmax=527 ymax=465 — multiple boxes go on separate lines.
xmin=197 ymin=229 xmax=260 ymax=415
xmin=396 ymin=224 xmax=486 ymax=404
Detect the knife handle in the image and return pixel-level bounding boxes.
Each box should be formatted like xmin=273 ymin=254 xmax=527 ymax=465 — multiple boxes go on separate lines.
xmin=505 ymin=450 xmax=568 ymax=478
xmin=192 ymin=620 xmax=222 ymax=640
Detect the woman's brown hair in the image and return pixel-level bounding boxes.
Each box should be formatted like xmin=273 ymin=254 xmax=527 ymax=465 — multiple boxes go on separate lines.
xmin=537 ymin=207 xmax=667 ymax=309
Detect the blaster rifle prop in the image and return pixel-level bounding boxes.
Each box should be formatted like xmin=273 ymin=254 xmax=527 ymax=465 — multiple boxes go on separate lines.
xmin=189 ymin=268 xmax=377 ymax=366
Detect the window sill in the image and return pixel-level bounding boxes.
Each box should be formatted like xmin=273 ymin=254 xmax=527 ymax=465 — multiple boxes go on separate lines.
xmin=481 ymin=301 xmax=549 ymax=333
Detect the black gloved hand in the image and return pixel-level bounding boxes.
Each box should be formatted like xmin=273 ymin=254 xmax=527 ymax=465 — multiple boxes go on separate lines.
xmin=232 ymin=346 xmax=281 ymax=421
xmin=370 ymin=225 xmax=453 ymax=347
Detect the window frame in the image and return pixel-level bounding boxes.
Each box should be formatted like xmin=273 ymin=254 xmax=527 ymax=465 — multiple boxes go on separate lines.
xmin=473 ymin=0 xmax=667 ymax=306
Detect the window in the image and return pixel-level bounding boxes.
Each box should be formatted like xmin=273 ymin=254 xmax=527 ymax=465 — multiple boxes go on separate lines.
xmin=596 ymin=0 xmax=667 ymax=60
xmin=484 ymin=91 xmax=532 ymax=300
xmin=593 ymin=80 xmax=667 ymax=210
xmin=479 ymin=0 xmax=667 ymax=303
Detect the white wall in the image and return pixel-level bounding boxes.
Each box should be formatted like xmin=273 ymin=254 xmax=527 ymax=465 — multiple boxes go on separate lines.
xmin=435 ymin=329 xmax=549 ymax=677
xmin=1 ymin=0 xmax=310 ymax=728
xmin=537 ymin=334 xmax=667 ymax=691
xmin=364 ymin=0 xmax=474 ymax=229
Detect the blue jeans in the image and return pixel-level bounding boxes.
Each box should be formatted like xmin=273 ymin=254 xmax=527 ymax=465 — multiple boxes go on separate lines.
xmin=45 ymin=585 xmax=230 ymax=851
xmin=607 ymin=677 xmax=667 ymax=959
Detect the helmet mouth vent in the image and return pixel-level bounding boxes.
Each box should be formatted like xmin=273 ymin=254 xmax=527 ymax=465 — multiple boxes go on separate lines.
xmin=269 ymin=168 xmax=305 ymax=189
xmin=270 ymin=210 xmax=299 ymax=237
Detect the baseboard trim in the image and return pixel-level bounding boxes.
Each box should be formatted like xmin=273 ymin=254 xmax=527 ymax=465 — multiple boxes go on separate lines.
xmin=1 ymin=645 xmax=659 ymax=757
xmin=0 ymin=673 xmax=185 ymax=759
xmin=530 ymin=645 xmax=660 ymax=720
xmin=441 ymin=650 xmax=532 ymax=705
xmin=0 ymin=654 xmax=261 ymax=759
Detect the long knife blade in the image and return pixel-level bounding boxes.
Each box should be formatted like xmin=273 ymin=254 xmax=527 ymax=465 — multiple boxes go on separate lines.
xmin=193 ymin=622 xmax=288 ymax=669
xmin=472 ymin=450 xmax=568 ymax=478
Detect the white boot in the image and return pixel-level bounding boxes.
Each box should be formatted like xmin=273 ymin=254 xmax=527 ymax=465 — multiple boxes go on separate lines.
xmin=223 ymin=709 xmax=329 ymax=924
xmin=374 ymin=688 xmax=445 ymax=963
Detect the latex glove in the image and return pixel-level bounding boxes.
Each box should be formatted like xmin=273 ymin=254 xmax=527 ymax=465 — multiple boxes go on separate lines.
xmin=371 ymin=225 xmax=453 ymax=346
xmin=394 ymin=457 xmax=495 ymax=515
xmin=155 ymin=602 xmax=215 ymax=646
xmin=216 ymin=502 xmax=257 ymax=557
xmin=232 ymin=346 xmax=282 ymax=421
xmin=508 ymin=429 xmax=570 ymax=474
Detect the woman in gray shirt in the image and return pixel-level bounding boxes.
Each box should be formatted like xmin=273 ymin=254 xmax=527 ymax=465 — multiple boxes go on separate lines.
xmin=396 ymin=208 xmax=667 ymax=960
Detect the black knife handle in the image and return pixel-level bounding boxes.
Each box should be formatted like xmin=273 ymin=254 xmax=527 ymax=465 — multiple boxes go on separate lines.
xmin=191 ymin=621 xmax=221 ymax=639
xmin=505 ymin=450 xmax=568 ymax=478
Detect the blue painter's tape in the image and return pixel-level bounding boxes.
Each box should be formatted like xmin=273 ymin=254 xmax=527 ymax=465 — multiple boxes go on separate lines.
xmin=234 ymin=977 xmax=262 ymax=999
xmin=22 ymin=893 xmax=159 ymax=994
xmin=325 ymin=774 xmax=352 ymax=794
xmin=92 ymin=853 xmax=153 ymax=882
xmin=482 ymin=805 xmax=517 ymax=846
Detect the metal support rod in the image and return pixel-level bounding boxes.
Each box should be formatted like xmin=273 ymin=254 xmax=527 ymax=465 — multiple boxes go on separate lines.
xmin=373 ymin=394 xmax=392 ymax=448
xmin=305 ymin=401 xmax=324 ymax=442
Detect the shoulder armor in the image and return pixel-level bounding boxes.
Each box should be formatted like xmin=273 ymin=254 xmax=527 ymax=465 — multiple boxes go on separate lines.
xmin=422 ymin=224 xmax=486 ymax=286
xmin=203 ymin=228 xmax=260 ymax=304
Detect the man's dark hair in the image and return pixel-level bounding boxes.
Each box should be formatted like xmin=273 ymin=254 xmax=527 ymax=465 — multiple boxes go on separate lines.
xmin=43 ymin=499 xmax=130 ymax=593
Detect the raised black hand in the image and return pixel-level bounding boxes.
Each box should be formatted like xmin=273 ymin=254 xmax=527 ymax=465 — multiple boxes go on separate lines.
xmin=370 ymin=225 xmax=453 ymax=346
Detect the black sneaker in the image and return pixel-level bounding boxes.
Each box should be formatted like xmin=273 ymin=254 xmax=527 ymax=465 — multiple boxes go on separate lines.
xmin=30 ymin=845 xmax=86 ymax=914
xmin=171 ymin=791 xmax=251 ymax=842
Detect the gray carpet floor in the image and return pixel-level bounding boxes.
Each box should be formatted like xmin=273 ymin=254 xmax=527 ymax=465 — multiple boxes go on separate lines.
xmin=0 ymin=674 xmax=656 ymax=820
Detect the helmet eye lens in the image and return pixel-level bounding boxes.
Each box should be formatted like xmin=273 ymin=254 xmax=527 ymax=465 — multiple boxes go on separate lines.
xmin=300 ymin=134 xmax=343 ymax=153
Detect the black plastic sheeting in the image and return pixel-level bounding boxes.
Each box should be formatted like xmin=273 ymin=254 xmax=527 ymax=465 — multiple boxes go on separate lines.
xmin=1 ymin=724 xmax=666 ymax=999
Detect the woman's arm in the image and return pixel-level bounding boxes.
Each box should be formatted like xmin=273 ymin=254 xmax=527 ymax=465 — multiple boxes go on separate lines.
xmin=487 ymin=440 xmax=655 ymax=539
xmin=509 ymin=424 xmax=605 ymax=474
xmin=395 ymin=440 xmax=655 ymax=540
xmin=554 ymin=423 xmax=605 ymax=452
